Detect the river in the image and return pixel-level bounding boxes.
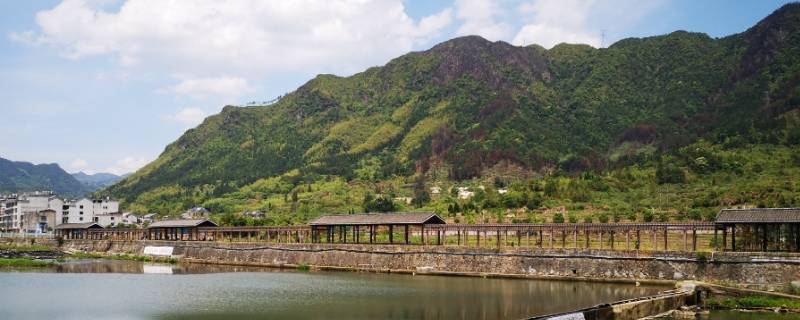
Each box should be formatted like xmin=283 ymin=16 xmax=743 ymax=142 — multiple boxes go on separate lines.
xmin=0 ymin=259 xmax=666 ymax=319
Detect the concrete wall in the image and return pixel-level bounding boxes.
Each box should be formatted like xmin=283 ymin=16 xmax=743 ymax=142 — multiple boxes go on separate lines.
xmin=59 ymin=240 xmax=800 ymax=289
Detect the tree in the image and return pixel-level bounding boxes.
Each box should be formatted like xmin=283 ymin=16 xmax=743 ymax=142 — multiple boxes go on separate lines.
xmin=363 ymin=194 xmax=397 ymax=213
xmin=412 ymin=175 xmax=430 ymax=207
xmin=656 ymin=161 xmax=686 ymax=184
xmin=544 ymin=179 xmax=559 ymax=197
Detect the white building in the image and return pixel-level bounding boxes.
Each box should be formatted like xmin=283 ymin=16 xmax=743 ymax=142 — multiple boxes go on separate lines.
xmin=62 ymin=197 xmax=120 ymax=226
xmin=0 ymin=191 xmax=64 ymax=232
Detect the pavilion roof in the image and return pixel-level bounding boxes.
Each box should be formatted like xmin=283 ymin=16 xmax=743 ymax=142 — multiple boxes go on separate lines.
xmin=148 ymin=219 xmax=218 ymax=228
xmin=54 ymin=222 xmax=102 ymax=230
xmin=309 ymin=212 xmax=445 ymax=226
xmin=716 ymin=208 xmax=800 ymax=224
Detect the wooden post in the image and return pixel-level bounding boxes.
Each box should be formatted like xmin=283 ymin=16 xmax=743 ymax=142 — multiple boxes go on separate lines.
xmin=573 ymin=229 xmax=578 ymax=249
xmin=404 ymin=225 xmax=409 ymax=245
xmin=636 ymin=228 xmax=641 ymax=251
xmin=599 ymin=231 xmax=603 ymax=249
xmin=585 ymin=229 xmax=590 ymax=248
xmin=626 ymin=230 xmax=630 ymax=251
xmin=457 ymin=229 xmax=461 ymax=246
xmin=762 ymin=224 xmax=768 ymax=252
xmin=692 ymin=228 xmax=697 ymax=251
xmin=496 ymin=228 xmax=501 ymax=248
xmin=722 ymin=226 xmax=728 ymax=251
xmin=663 ymin=227 xmax=668 ymax=251
xmin=538 ymin=230 xmax=543 ymax=248
xmin=610 ymin=231 xmax=615 ymax=250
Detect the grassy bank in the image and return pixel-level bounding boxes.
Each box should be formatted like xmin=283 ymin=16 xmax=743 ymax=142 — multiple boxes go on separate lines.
xmin=709 ymin=296 xmax=800 ymax=310
xmin=69 ymin=252 xmax=177 ymax=264
xmin=0 ymin=258 xmax=55 ymax=268
xmin=0 ymin=243 xmax=54 ymax=252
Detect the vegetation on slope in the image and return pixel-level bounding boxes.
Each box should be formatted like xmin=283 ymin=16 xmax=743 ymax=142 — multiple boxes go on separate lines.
xmin=103 ymin=4 xmax=800 ymax=225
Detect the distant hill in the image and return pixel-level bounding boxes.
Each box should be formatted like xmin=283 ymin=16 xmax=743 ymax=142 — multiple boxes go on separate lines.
xmin=0 ymin=157 xmax=89 ymax=197
xmin=71 ymin=172 xmax=128 ymax=192
xmin=106 ymin=4 xmax=800 ymax=222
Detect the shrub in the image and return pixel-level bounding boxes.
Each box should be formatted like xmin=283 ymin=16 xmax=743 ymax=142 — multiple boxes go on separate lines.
xmin=597 ymin=213 xmax=610 ymax=223
xmin=553 ymin=213 xmax=565 ymax=223
xmin=568 ymin=214 xmax=578 ymax=223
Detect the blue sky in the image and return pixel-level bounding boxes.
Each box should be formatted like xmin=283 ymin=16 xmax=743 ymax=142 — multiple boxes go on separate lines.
xmin=0 ymin=0 xmax=793 ymax=175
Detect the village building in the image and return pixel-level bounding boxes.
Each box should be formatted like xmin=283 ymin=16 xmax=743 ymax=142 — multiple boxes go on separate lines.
xmin=181 ymin=207 xmax=211 ymax=219
xmin=21 ymin=209 xmax=56 ymax=233
xmin=62 ymin=197 xmax=120 ymax=225
xmin=0 ymin=191 xmax=64 ymax=232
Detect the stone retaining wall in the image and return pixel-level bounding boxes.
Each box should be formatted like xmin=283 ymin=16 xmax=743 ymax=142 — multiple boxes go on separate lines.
xmin=59 ymin=240 xmax=800 ymax=288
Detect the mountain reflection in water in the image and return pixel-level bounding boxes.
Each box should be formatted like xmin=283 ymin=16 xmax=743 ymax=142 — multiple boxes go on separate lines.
xmin=0 ymin=260 xmax=666 ymax=320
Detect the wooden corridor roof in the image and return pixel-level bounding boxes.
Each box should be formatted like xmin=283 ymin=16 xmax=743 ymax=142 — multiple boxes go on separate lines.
xmin=54 ymin=222 xmax=102 ymax=229
xmin=717 ymin=208 xmax=800 ymax=224
xmin=309 ymin=212 xmax=445 ymax=226
xmin=148 ymin=219 xmax=218 ymax=228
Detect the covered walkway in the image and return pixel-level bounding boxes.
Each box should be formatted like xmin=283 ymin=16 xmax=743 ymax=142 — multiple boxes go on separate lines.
xmin=309 ymin=212 xmax=446 ymax=244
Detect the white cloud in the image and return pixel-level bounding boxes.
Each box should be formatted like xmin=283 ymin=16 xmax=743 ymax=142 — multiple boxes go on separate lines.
xmin=511 ymin=0 xmax=664 ymax=48
xmin=171 ymin=76 xmax=252 ymax=100
xmin=454 ymin=0 xmax=510 ymax=40
xmin=67 ymin=158 xmax=89 ymax=172
xmin=103 ymin=156 xmax=150 ymax=175
xmin=19 ymin=0 xmax=454 ymax=77
xmin=166 ymin=107 xmax=207 ymax=126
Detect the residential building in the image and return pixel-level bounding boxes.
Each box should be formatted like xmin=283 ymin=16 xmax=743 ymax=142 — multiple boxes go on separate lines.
xmin=182 ymin=207 xmax=210 ymax=219
xmin=0 ymin=191 xmax=63 ymax=232
xmin=21 ymin=209 xmax=56 ymax=233
xmin=0 ymin=192 xmax=121 ymax=231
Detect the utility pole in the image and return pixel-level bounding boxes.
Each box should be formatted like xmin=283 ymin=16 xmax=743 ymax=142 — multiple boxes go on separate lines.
xmin=601 ymin=29 xmax=607 ymax=48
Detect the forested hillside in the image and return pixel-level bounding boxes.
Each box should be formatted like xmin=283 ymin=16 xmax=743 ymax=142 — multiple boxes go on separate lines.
xmin=104 ymin=4 xmax=800 ymax=225
xmin=0 ymin=157 xmax=89 ymax=197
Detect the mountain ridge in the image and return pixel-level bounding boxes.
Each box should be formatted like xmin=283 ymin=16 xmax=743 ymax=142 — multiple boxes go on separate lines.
xmin=104 ymin=3 xmax=800 ymax=221
xmin=0 ymin=157 xmax=89 ymax=197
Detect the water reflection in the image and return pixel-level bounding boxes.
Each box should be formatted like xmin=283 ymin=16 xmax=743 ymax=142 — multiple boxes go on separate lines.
xmin=50 ymin=259 xmax=277 ymax=274
xmin=0 ymin=260 xmax=667 ymax=320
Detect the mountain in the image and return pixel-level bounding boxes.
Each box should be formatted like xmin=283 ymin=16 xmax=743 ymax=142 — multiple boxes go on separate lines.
xmin=106 ymin=4 xmax=800 ymax=222
xmin=0 ymin=157 xmax=89 ymax=197
xmin=72 ymin=172 xmax=128 ymax=192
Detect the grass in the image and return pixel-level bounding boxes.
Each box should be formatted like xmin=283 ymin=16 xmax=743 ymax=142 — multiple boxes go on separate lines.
xmin=68 ymin=252 xmax=177 ymax=264
xmin=708 ymin=296 xmax=800 ymax=310
xmin=0 ymin=243 xmax=54 ymax=252
xmin=0 ymin=258 xmax=55 ymax=268
xmin=296 ymin=263 xmax=310 ymax=272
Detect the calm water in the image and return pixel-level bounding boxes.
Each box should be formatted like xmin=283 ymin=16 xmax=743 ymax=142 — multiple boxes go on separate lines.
xmin=0 ymin=260 xmax=666 ymax=320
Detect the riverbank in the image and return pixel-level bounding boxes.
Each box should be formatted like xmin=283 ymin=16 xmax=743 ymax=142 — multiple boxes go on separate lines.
xmin=51 ymin=239 xmax=800 ymax=290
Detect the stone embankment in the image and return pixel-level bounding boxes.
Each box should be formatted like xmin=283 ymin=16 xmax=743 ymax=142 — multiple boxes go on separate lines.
xmin=58 ymin=240 xmax=800 ymax=288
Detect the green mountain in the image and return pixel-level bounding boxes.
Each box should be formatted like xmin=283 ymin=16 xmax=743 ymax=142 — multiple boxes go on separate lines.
xmin=106 ymin=4 xmax=800 ymax=224
xmin=0 ymin=157 xmax=89 ymax=197
xmin=72 ymin=172 xmax=128 ymax=192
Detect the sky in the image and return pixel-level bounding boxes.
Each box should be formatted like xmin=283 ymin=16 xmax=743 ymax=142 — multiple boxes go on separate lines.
xmin=0 ymin=0 xmax=793 ymax=175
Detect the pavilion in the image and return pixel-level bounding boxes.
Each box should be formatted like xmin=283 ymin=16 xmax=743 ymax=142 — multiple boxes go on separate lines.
xmin=147 ymin=219 xmax=218 ymax=241
xmin=716 ymin=208 xmax=800 ymax=252
xmin=309 ymin=212 xmax=446 ymax=244
xmin=54 ymin=222 xmax=103 ymax=239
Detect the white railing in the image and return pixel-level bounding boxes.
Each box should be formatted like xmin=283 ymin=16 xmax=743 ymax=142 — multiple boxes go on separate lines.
xmin=0 ymin=232 xmax=54 ymax=239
